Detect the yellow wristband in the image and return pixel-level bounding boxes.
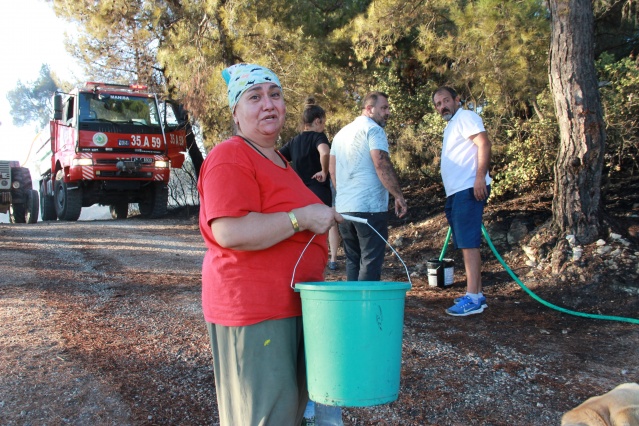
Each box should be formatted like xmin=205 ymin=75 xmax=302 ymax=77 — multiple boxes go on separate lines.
xmin=287 ymin=211 xmax=300 ymax=232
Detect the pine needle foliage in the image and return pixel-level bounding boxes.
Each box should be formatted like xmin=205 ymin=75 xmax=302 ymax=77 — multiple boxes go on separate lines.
xmin=47 ymin=0 xmax=639 ymax=201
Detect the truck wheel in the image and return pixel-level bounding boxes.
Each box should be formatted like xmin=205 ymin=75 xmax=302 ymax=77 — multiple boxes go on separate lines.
xmin=54 ymin=171 xmax=82 ymax=221
xmin=138 ymin=182 xmax=168 ymax=218
xmin=25 ymin=189 xmax=39 ymax=223
xmin=8 ymin=167 xmax=32 ymax=223
xmin=9 ymin=202 xmax=26 ymax=223
xmin=11 ymin=167 xmax=33 ymax=190
xmin=40 ymin=181 xmax=57 ymax=221
xmin=110 ymin=202 xmax=129 ymax=220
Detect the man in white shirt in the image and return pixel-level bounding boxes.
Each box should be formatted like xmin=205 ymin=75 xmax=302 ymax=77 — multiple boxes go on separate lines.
xmin=329 ymin=91 xmax=408 ymax=281
xmin=432 ymin=86 xmax=492 ymax=316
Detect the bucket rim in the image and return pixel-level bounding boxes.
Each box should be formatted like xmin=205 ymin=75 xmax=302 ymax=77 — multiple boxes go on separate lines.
xmin=295 ymin=281 xmax=411 ymax=292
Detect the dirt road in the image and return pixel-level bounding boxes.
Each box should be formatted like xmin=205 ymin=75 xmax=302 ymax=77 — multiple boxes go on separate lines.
xmin=0 ymin=217 xmax=214 ymax=425
xmin=1 ymin=215 xmax=637 ymax=425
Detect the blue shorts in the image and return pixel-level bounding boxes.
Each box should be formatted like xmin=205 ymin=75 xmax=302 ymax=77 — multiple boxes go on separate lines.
xmin=444 ymin=186 xmax=490 ymax=249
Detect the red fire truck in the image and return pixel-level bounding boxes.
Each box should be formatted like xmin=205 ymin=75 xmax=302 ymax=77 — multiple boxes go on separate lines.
xmin=34 ymin=82 xmax=187 ymax=221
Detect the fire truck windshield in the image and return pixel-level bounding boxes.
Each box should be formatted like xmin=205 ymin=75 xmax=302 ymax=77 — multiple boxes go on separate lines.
xmin=78 ymin=93 xmax=160 ymax=126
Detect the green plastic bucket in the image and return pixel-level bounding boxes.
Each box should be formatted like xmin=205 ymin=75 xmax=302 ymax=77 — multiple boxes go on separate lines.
xmin=295 ymin=281 xmax=411 ymax=407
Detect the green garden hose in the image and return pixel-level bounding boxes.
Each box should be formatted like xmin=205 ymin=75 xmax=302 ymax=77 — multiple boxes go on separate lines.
xmin=438 ymin=226 xmax=639 ymax=324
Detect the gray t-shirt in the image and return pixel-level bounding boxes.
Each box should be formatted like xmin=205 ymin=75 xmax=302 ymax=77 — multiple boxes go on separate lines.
xmin=330 ymin=115 xmax=389 ymax=213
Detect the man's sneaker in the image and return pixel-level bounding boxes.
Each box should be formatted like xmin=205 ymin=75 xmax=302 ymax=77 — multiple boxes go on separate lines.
xmin=454 ymin=294 xmax=487 ymax=309
xmin=328 ymin=261 xmax=338 ymax=271
xmin=446 ymin=295 xmax=485 ymax=316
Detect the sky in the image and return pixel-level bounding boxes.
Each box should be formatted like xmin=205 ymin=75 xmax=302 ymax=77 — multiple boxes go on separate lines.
xmin=0 ymin=0 xmax=84 ymax=164
xmin=0 ymin=1 xmax=111 ymax=222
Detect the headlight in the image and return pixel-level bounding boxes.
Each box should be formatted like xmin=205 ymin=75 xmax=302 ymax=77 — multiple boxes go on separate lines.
xmin=72 ymin=158 xmax=93 ymax=166
xmin=154 ymin=160 xmax=169 ymax=168
xmin=12 ymin=181 xmax=20 ymax=189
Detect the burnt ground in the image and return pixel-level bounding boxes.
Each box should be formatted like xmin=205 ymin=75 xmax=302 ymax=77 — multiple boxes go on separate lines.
xmin=0 ymin=176 xmax=638 ymax=426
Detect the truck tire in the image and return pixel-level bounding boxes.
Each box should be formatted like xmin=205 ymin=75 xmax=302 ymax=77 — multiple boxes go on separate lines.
xmin=8 ymin=167 xmax=32 ymax=223
xmin=11 ymin=167 xmax=33 ymax=190
xmin=110 ymin=202 xmax=129 ymax=220
xmin=25 ymin=189 xmax=39 ymax=223
xmin=40 ymin=180 xmax=57 ymax=221
xmin=54 ymin=171 xmax=82 ymax=221
xmin=138 ymin=182 xmax=168 ymax=218
xmin=9 ymin=202 xmax=26 ymax=223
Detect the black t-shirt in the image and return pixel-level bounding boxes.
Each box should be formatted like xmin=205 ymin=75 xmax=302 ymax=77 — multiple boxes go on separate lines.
xmin=279 ymin=131 xmax=330 ymax=189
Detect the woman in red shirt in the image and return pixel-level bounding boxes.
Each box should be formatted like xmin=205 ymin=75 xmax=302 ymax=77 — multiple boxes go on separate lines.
xmin=198 ymin=63 xmax=342 ymax=426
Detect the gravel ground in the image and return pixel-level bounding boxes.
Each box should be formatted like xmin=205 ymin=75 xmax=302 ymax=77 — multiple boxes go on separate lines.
xmin=0 ymin=202 xmax=637 ymax=425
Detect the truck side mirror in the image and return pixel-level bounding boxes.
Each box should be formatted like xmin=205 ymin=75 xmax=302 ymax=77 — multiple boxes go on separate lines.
xmin=163 ymin=100 xmax=188 ymax=126
xmin=176 ymin=105 xmax=188 ymax=124
xmin=53 ymin=94 xmax=63 ymax=121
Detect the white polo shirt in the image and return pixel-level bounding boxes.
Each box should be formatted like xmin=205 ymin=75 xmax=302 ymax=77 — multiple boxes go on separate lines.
xmin=441 ymin=109 xmax=492 ymax=196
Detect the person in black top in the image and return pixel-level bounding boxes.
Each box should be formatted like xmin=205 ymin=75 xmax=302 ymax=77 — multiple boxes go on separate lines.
xmin=280 ymin=97 xmax=341 ymax=270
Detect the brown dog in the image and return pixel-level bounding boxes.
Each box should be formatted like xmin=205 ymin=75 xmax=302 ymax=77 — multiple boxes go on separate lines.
xmin=562 ymin=383 xmax=639 ymax=426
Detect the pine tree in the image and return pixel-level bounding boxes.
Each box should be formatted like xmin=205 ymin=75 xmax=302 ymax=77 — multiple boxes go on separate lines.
xmin=548 ymin=0 xmax=606 ymax=245
xmin=7 ymin=65 xmax=61 ymax=129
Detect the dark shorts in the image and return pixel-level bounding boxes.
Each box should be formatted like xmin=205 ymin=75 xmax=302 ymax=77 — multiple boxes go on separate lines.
xmin=444 ymin=186 xmax=490 ymax=249
xmin=308 ymin=183 xmax=332 ymax=207
xmin=330 ymin=180 xmax=336 ymax=207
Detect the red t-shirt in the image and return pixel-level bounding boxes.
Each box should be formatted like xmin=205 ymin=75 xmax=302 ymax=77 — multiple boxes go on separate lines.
xmin=198 ymin=136 xmax=328 ymax=326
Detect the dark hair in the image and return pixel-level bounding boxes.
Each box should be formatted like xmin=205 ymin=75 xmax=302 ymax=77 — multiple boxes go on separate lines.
xmin=361 ymin=91 xmax=389 ymax=110
xmin=302 ymin=96 xmax=326 ymax=125
xmin=432 ymin=86 xmax=458 ymax=103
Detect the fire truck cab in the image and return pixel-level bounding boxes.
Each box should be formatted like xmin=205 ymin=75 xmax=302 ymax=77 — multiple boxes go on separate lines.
xmin=36 ymin=82 xmax=188 ymax=221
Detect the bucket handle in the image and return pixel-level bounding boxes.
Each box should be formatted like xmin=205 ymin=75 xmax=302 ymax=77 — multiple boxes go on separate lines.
xmin=290 ymin=214 xmax=412 ymax=289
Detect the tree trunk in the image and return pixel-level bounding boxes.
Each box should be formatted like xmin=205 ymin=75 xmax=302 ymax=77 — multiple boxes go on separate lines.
xmin=548 ymin=0 xmax=606 ymax=245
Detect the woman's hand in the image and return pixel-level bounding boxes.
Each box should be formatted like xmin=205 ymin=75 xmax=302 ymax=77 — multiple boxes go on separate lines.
xmin=312 ymin=171 xmax=327 ymax=182
xmin=294 ymin=204 xmax=343 ymax=234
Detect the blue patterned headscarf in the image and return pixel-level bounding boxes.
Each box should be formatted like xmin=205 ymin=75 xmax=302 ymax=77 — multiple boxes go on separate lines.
xmin=221 ymin=63 xmax=282 ymax=112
